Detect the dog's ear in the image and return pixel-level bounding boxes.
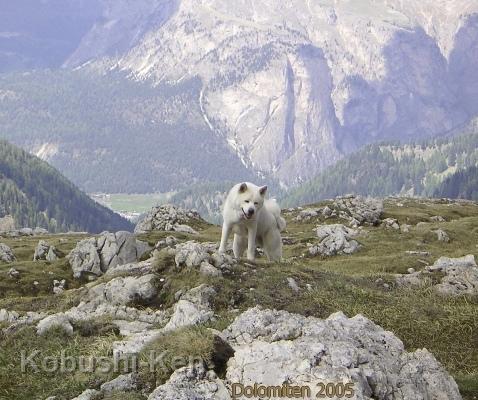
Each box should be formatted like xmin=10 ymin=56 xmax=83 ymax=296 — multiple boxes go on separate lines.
xmin=238 ymin=183 xmax=248 ymax=193
xmin=259 ymin=185 xmax=267 ymax=196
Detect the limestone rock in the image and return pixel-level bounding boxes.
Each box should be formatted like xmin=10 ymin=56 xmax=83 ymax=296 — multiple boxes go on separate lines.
xmin=37 ymin=314 xmax=73 ymax=336
xmin=309 ymin=224 xmax=360 ymax=256
xmin=199 ymin=261 xmax=222 ymax=277
xmin=332 ymin=195 xmax=383 ymax=226
xmin=8 ymin=267 xmax=20 ymax=278
xmin=0 ymin=243 xmax=16 ymax=262
xmin=428 ymin=255 xmax=478 ymax=296
xmin=100 ymin=373 xmax=137 ymax=393
xmin=68 ymin=231 xmax=151 ymax=279
xmin=164 ymin=284 xmax=216 ymax=331
xmin=53 ymin=279 xmax=66 ymax=295
xmin=175 ymin=241 xmax=210 ymax=268
xmin=222 ymin=307 xmax=461 ymax=400
xmin=135 ymin=204 xmax=204 ymax=234
xmin=435 ymin=229 xmax=450 ymax=242
xmin=148 ymin=363 xmax=229 ymax=400
xmin=286 ymin=277 xmax=300 ymax=292
xmin=33 ymin=240 xmax=59 ymax=261
xmin=383 ymin=217 xmax=400 ymax=230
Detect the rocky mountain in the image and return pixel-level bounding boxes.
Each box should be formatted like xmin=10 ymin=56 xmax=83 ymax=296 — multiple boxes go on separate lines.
xmin=1 ymin=0 xmax=478 ymax=190
xmin=0 ymin=139 xmax=132 ymax=233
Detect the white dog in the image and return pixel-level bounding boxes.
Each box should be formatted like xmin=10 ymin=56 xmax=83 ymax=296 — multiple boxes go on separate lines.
xmin=218 ymin=182 xmax=286 ymax=261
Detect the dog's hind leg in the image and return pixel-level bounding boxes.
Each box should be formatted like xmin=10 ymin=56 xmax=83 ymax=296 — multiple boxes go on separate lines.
xmin=233 ymin=234 xmax=247 ymax=258
xmin=263 ymin=229 xmax=282 ymax=261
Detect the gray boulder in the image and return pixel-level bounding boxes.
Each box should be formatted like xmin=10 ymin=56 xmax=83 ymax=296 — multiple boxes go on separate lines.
xmin=37 ymin=314 xmax=73 ymax=336
xmin=68 ymin=231 xmax=151 ymax=279
xmin=332 ymin=195 xmax=383 ymax=226
xmin=221 ymin=307 xmax=461 ymax=400
xmin=434 ymin=229 xmax=450 ymax=242
xmin=175 ymin=241 xmax=210 ymax=268
xmin=148 ymin=364 xmax=229 ymax=400
xmin=383 ymin=217 xmax=400 ymax=230
xmin=164 ymin=284 xmax=216 ymax=331
xmin=135 ymin=204 xmax=204 ymax=234
xmin=396 ymin=255 xmax=478 ymax=296
xmin=0 ymin=243 xmax=16 ymax=262
xmin=428 ymin=255 xmax=478 ymax=296
xmin=309 ymin=224 xmax=360 ymax=256
xmin=53 ymin=279 xmax=66 ymax=295
xmin=33 ymin=240 xmax=59 ymax=261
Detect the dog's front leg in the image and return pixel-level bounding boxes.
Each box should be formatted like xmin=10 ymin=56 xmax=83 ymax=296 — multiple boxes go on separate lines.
xmin=246 ymin=225 xmax=257 ymax=261
xmin=219 ymin=222 xmax=231 ymax=253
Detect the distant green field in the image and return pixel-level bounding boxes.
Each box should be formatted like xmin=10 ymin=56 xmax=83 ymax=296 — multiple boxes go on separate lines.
xmin=90 ymin=193 xmax=175 ymax=214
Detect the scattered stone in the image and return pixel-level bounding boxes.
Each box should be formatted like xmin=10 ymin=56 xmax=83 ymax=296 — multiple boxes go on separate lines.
xmin=286 ymin=277 xmax=300 ymax=293
xmin=430 ymin=215 xmax=446 ymax=222
xmin=395 ymin=272 xmax=429 ymax=288
xmin=37 ymin=314 xmax=73 ymax=336
xmin=405 ymin=251 xmax=431 ymax=256
xmin=199 ymin=261 xmax=222 ymax=277
xmin=332 ymin=195 xmax=383 ymax=226
xmin=53 ymin=279 xmax=66 ymax=295
xmin=134 ymin=204 xmax=204 ymax=234
xmin=397 ymin=255 xmax=478 ymax=295
xmin=308 ymin=224 xmax=360 ymax=256
xmin=148 ymin=363 xmax=229 ymax=400
xmin=435 ymin=229 xmax=450 ymax=242
xmin=172 ymin=224 xmax=198 ymax=234
xmin=8 ymin=267 xmax=20 ymax=279
xmin=175 ymin=241 xmax=210 ymax=268
xmin=155 ymin=236 xmax=178 ymax=250
xmin=0 ymin=243 xmax=16 ymax=262
xmin=33 ymin=240 xmax=60 ymax=261
xmin=100 ymin=373 xmax=137 ymax=393
xmin=400 ymin=224 xmax=411 ymax=233
xmin=428 ymin=255 xmax=478 ymax=296
xmin=383 ymin=217 xmax=400 ymax=230
xmin=105 ymin=259 xmax=155 ymax=276
xmin=407 ymin=268 xmax=416 ymax=274
xmin=383 ymin=283 xmax=390 ymax=289
xmin=68 ymin=231 xmax=151 ymax=279
xmin=0 ymin=309 xmax=46 ymax=326
xmin=164 ymin=285 xmax=216 ymax=331
xmin=295 ymin=208 xmax=321 ymax=222
xmin=416 ymin=222 xmax=429 ymax=229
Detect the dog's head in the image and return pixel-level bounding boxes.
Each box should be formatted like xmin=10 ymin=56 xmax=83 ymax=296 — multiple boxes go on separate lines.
xmin=236 ymin=182 xmax=267 ymax=220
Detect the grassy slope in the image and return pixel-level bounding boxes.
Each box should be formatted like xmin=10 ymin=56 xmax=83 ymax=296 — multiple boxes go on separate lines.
xmin=1 ymin=198 xmax=477 ymax=399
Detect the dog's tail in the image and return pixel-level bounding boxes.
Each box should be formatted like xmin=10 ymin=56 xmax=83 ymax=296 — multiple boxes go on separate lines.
xmin=266 ymin=198 xmax=287 ymax=232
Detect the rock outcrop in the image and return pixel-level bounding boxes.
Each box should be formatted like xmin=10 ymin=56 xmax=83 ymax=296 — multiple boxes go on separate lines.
xmin=332 ymin=195 xmax=383 ymax=227
xmin=0 ymin=243 xmax=16 ymax=262
xmin=33 ymin=240 xmax=60 ymax=261
xmin=308 ymin=224 xmax=360 ymax=256
xmin=395 ymin=255 xmax=478 ymax=296
xmin=134 ymin=204 xmax=204 ymax=234
xmin=149 ymin=307 xmax=461 ymax=399
xmin=173 ymin=240 xmax=235 ymax=276
xmin=67 ymin=231 xmax=151 ymax=278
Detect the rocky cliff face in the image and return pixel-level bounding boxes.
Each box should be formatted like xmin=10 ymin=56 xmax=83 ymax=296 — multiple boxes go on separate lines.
xmin=2 ymin=0 xmax=478 ymax=187
xmin=65 ymin=0 xmax=478 ymax=185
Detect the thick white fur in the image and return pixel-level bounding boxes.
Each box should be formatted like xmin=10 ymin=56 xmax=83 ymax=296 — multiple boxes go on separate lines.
xmin=218 ymin=182 xmax=286 ymax=261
